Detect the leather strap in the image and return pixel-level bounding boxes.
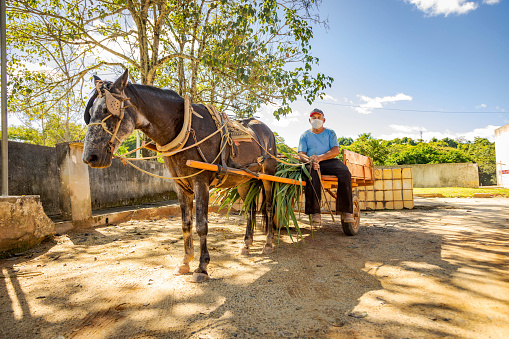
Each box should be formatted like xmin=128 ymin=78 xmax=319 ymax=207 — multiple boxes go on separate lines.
xmin=156 ymin=94 xmax=193 ymax=152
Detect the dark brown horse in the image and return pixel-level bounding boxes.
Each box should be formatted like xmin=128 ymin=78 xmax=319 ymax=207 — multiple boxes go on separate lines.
xmin=82 ymin=70 xmax=277 ymax=282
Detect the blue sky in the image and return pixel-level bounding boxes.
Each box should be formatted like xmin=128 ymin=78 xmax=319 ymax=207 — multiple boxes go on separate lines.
xmin=258 ymin=0 xmax=509 ymax=147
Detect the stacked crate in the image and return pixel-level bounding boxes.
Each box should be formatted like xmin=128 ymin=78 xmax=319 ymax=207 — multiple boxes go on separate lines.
xmin=357 ymin=167 xmax=414 ymax=210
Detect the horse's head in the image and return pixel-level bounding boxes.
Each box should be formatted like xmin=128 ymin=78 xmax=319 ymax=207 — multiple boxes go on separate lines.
xmin=82 ymin=69 xmax=136 ymax=168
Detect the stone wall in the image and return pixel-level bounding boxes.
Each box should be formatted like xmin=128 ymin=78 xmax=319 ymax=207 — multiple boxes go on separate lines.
xmin=377 ymin=163 xmax=479 ymax=188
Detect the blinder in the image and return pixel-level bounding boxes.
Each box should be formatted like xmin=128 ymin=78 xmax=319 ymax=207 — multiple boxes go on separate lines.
xmin=86 ymin=79 xmax=132 ymax=153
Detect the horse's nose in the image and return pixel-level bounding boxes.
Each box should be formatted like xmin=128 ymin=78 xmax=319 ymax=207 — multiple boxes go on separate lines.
xmin=83 ymin=153 xmax=99 ymax=165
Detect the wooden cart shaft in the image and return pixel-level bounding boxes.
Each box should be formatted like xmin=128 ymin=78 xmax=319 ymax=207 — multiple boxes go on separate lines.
xmin=186 ymin=149 xmax=374 ymax=188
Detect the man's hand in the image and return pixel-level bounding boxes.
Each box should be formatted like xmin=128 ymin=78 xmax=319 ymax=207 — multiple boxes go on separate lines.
xmin=310 ymin=155 xmax=321 ymax=170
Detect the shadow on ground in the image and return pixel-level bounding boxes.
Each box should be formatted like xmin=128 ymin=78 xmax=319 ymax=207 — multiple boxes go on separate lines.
xmin=1 ymin=198 xmax=508 ymax=338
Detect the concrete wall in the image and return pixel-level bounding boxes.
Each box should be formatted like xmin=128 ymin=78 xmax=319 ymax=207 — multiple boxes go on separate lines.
xmin=377 ymin=163 xmax=479 ymax=188
xmin=495 ymin=124 xmax=509 ymax=188
xmin=0 ymin=141 xmax=177 ymax=218
xmin=0 ymin=141 xmax=60 ymax=216
xmin=89 ymin=158 xmax=177 ymax=210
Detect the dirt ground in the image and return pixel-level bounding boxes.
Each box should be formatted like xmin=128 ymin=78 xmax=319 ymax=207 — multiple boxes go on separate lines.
xmin=1 ymin=197 xmax=508 ymax=339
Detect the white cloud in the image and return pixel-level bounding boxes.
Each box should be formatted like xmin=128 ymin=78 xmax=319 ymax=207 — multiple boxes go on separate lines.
xmin=405 ymin=0 xmax=478 ymax=16
xmin=354 ymin=93 xmax=413 ymax=114
xmin=476 ymin=103 xmax=487 ymax=108
xmin=271 ymin=112 xmax=301 ymax=127
xmin=256 ymin=102 xmax=301 ymax=128
xmin=321 ymin=94 xmax=338 ymax=102
xmin=21 ymin=61 xmax=54 ymax=73
xmin=483 ymin=0 xmax=500 ymax=4
xmin=381 ymin=124 xmax=500 ymax=142
xmin=389 ymin=124 xmax=427 ymax=133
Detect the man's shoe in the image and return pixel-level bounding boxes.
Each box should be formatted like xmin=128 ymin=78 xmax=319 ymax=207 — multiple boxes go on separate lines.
xmin=342 ymin=213 xmax=355 ymax=223
xmin=311 ymin=213 xmax=321 ymax=225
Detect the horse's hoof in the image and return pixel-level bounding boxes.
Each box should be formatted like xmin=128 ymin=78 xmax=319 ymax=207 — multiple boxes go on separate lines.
xmin=239 ymin=247 xmax=250 ymax=256
xmin=190 ymin=273 xmax=209 ymax=283
xmin=173 ymin=264 xmax=190 ymax=275
xmin=262 ymin=246 xmax=273 ymax=254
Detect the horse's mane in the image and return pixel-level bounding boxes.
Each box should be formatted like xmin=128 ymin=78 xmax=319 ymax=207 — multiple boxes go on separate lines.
xmin=126 ymin=83 xmax=184 ymax=105
xmin=84 ymin=81 xmax=184 ymax=124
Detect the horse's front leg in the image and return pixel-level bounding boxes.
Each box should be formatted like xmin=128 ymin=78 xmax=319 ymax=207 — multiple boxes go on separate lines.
xmin=190 ymin=180 xmax=210 ymax=283
xmin=237 ymin=184 xmax=254 ymax=256
xmin=173 ymin=188 xmax=194 ymax=275
xmin=262 ymin=180 xmax=274 ymax=254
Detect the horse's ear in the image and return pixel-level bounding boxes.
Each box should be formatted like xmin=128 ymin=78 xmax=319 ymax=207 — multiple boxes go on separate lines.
xmin=93 ymin=75 xmax=102 ymax=82
xmin=84 ymin=110 xmax=91 ymax=125
xmin=84 ymin=91 xmax=98 ymax=125
xmin=111 ymin=69 xmax=129 ymax=93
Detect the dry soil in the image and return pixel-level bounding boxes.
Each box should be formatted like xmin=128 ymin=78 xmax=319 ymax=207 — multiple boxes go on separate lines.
xmin=1 ymin=197 xmax=508 ymax=339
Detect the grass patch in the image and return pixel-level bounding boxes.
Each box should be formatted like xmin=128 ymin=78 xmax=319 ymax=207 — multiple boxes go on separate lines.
xmin=413 ymin=187 xmax=509 ymax=198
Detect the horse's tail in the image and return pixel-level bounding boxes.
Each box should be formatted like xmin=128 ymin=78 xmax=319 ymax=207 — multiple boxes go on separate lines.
xmin=260 ymin=184 xmax=269 ymax=235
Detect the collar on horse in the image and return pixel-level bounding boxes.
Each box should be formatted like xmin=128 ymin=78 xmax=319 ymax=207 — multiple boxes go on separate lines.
xmin=155 ymin=94 xmax=194 ymax=153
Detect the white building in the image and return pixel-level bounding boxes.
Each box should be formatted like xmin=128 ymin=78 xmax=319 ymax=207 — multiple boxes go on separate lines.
xmin=495 ymin=124 xmax=509 ymax=188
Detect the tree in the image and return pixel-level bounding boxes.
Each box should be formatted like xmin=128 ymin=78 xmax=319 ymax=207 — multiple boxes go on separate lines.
xmin=9 ymin=0 xmax=333 ymax=121
xmin=273 ymin=132 xmax=294 ymax=155
xmin=337 ymin=136 xmax=353 ymax=146
xmin=459 ymin=137 xmax=496 ymax=185
xmin=441 ymin=137 xmax=458 ymax=148
xmin=388 ymin=143 xmax=471 ymax=165
xmin=348 ymin=133 xmax=390 ymax=165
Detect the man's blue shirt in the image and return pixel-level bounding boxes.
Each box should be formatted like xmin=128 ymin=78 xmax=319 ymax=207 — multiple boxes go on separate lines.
xmin=298 ymin=128 xmax=339 ymax=156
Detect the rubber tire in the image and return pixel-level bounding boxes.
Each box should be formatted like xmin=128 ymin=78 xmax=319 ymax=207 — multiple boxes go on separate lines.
xmin=341 ymin=194 xmax=360 ymax=236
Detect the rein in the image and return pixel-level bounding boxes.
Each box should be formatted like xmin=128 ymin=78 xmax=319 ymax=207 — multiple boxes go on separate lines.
xmin=87 ymin=80 xmax=133 ymax=155
xmin=88 ymin=82 xmax=307 ymax=181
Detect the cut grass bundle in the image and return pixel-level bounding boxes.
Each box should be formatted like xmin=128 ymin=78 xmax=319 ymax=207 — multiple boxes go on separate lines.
xmin=211 ymin=152 xmax=310 ymax=244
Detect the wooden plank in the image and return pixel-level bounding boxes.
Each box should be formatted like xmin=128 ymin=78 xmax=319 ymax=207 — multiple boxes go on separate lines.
xmin=342 ymin=149 xmax=374 ymax=184
xmin=186 ymin=160 xmax=307 ymax=186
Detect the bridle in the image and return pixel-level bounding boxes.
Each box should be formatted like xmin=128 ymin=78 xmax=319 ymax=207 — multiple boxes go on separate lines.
xmin=87 ymin=80 xmax=132 ymax=154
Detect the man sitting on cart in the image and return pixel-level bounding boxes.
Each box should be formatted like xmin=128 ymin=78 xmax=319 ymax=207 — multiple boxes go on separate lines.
xmin=298 ymin=108 xmax=355 ymax=225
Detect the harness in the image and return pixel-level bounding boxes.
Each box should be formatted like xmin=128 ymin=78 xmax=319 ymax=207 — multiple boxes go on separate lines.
xmin=86 ymin=82 xmax=301 ymax=184
xmin=87 ymin=80 xmax=133 ymax=155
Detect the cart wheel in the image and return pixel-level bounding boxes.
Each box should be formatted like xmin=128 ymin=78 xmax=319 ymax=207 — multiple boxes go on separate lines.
xmin=341 ymin=194 xmax=360 ymax=236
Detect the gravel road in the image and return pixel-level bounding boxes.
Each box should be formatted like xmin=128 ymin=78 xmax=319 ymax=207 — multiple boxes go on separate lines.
xmin=1 ymin=197 xmax=508 ymax=338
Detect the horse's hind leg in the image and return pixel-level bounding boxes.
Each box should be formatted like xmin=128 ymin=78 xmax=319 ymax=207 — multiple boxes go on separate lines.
xmin=173 ymin=188 xmax=194 ymax=275
xmin=262 ymin=179 xmax=274 ymax=254
xmin=190 ymin=180 xmax=211 ymax=283
xmin=238 ymin=183 xmax=255 ymax=256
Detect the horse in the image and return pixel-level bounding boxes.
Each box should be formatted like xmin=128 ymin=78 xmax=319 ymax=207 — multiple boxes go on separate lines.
xmin=82 ymin=69 xmax=277 ymax=283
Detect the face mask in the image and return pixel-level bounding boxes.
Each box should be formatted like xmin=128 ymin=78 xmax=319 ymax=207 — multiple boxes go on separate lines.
xmin=310 ymin=118 xmax=323 ymax=129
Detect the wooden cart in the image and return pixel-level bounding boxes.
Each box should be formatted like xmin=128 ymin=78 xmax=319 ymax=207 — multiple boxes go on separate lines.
xmin=186 ymin=149 xmax=374 ymax=236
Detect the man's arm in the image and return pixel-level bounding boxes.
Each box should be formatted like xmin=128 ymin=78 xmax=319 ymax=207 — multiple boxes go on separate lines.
xmin=314 ymin=146 xmax=340 ymax=162
xmin=299 ymin=147 xmax=339 ymax=170
xmin=298 ymin=151 xmax=310 ymax=163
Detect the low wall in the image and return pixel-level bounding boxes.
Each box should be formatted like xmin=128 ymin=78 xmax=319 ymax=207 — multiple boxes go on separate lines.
xmin=0 ymin=141 xmax=177 ymax=218
xmin=377 ymin=163 xmax=479 ymax=188
xmin=0 ymin=141 xmax=60 ymax=216
xmin=89 ymin=159 xmax=177 ymax=210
